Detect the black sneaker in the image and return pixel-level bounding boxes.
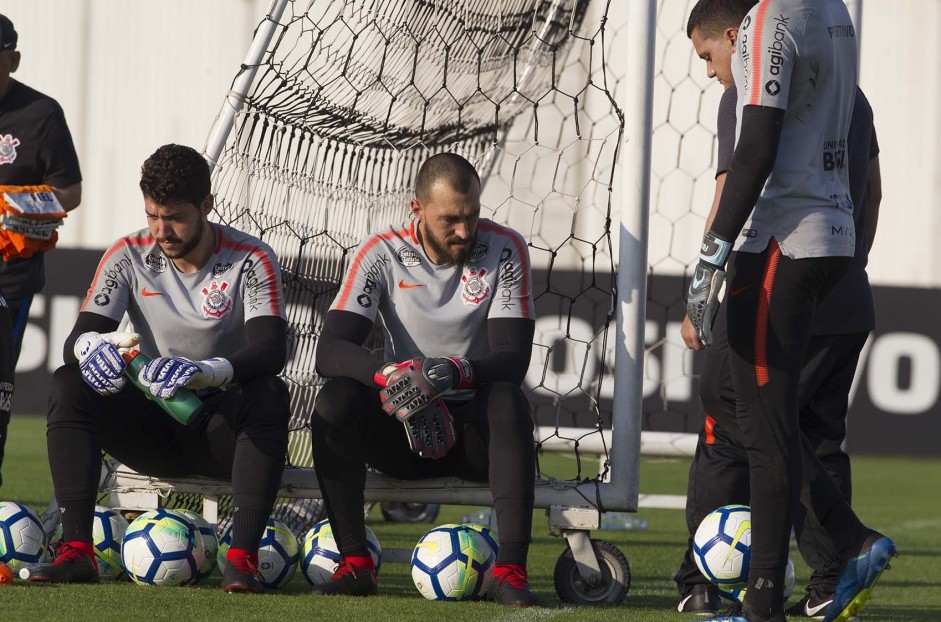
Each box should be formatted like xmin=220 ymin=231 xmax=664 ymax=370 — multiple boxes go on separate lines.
xmin=490 ymin=565 xmax=539 ymax=607
xmin=222 ymin=556 xmax=264 ymax=594
xmin=785 ymin=590 xmax=834 ymax=619
xmin=310 ymin=560 xmax=378 ymax=596
xmin=26 ymin=542 xmax=99 ymax=583
xmin=678 ymin=583 xmax=722 ymax=614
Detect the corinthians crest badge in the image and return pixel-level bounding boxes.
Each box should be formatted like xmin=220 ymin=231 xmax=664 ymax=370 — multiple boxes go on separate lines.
xmin=201 ymin=280 xmax=232 ymax=318
xmin=461 ymin=268 xmax=490 ymax=305
xmin=0 ymin=134 xmax=21 ymax=165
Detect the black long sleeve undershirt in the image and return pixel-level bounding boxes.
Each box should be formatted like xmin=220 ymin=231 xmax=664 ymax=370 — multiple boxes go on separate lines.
xmin=315 ymin=309 xmax=535 ymax=388
xmin=63 ymin=312 xmax=287 ymax=382
xmin=709 ymin=105 xmax=785 ymax=245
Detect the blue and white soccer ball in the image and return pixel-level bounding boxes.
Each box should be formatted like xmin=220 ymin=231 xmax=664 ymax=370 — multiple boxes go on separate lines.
xmin=92 ymin=505 xmax=129 ymax=579
xmin=411 ymin=523 xmax=493 ymax=601
xmin=0 ymin=501 xmax=47 ymax=573
xmin=217 ymin=518 xmax=299 ymax=589
xmin=463 ymin=522 xmax=498 ymax=595
xmin=176 ymin=509 xmax=218 ymax=583
xmin=693 ymin=504 xmax=752 ymax=590
xmin=300 ymin=519 xmax=381 ymax=585
xmin=122 ymin=509 xmax=205 ymax=586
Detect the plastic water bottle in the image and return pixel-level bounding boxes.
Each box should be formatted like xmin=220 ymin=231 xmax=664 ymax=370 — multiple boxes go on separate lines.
xmin=599 ymin=512 xmax=648 ymax=531
xmin=122 ymin=351 xmax=203 ymax=424
xmin=460 ymin=507 xmax=493 ymax=526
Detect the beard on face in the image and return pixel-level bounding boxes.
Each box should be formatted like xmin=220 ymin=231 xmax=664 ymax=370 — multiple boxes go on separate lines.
xmin=159 ymin=217 xmax=204 ymax=259
xmin=423 ymin=225 xmax=475 ymax=267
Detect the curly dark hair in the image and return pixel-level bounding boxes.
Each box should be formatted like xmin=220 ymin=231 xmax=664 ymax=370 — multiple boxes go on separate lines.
xmin=139 ymin=144 xmax=211 ymax=206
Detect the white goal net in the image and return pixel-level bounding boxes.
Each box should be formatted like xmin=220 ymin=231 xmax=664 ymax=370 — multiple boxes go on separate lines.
xmin=102 ymin=0 xmax=736 ymax=534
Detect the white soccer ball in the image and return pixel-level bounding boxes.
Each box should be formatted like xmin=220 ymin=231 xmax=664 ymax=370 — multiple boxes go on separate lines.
xmin=122 ymin=509 xmax=205 ymax=586
xmin=300 ymin=519 xmax=381 ymax=585
xmin=0 ymin=501 xmax=47 ymax=573
xmin=92 ymin=505 xmax=129 ymax=579
xmin=175 ymin=509 xmax=218 ymax=583
xmin=693 ymin=504 xmax=752 ymax=590
xmin=217 ymin=518 xmax=299 ymax=589
xmin=411 ymin=523 xmax=493 ymax=601
xmin=463 ymin=522 xmax=498 ymax=595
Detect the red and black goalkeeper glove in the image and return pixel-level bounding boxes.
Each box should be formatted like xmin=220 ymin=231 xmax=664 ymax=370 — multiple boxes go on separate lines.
xmin=399 ymin=399 xmax=457 ymax=459
xmin=374 ymin=357 xmax=474 ymax=420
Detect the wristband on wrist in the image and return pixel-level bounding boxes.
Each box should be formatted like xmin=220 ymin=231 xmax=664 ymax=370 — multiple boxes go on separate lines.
xmin=446 ymin=356 xmax=475 ymax=389
xmin=699 ymin=231 xmax=732 ymax=268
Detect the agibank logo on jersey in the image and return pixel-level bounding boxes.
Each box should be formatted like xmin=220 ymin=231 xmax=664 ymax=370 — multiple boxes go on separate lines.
xmin=461 ymin=267 xmax=490 ymax=306
xmin=0 ymin=134 xmax=20 ymax=165
xmin=201 ymin=280 xmax=233 ymax=318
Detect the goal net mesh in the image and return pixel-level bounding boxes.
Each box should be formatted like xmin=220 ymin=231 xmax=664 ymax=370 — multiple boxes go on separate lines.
xmin=155 ymin=0 xmax=716 ymax=532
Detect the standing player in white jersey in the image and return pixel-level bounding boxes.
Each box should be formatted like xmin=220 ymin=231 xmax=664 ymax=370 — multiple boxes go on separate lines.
xmin=28 ymin=144 xmax=290 ymax=593
xmin=310 ymin=152 xmax=538 ymax=606
xmin=685 ymin=2 xmax=896 ymax=621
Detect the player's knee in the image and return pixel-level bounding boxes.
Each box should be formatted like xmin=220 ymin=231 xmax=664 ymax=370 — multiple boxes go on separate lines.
xmin=313 ymin=377 xmax=364 ymax=429
xmin=231 ymin=375 xmax=291 ymax=441
xmin=47 ymin=363 xmax=96 ymax=425
xmin=485 ymin=382 xmax=533 ymax=436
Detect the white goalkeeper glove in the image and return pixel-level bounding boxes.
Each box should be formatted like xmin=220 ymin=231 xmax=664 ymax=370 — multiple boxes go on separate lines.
xmin=74 ymin=331 xmax=141 ymax=396
xmin=138 ymin=356 xmax=234 ymax=399
xmin=686 ymin=232 xmax=731 ymax=347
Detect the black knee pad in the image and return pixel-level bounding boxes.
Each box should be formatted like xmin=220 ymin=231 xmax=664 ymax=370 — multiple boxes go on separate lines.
xmin=485 ymin=382 xmax=533 ymax=436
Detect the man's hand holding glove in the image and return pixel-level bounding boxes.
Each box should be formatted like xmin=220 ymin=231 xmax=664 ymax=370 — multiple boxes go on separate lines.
xmin=686 ymin=231 xmax=732 ymax=347
xmin=374 ymin=357 xmax=475 ymax=459
xmin=138 ymin=356 xmax=234 ymax=399
xmin=74 ymin=331 xmax=141 ymax=395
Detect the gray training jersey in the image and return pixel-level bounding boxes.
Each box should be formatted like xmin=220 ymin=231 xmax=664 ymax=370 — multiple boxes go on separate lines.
xmin=81 ymin=223 xmax=285 ymax=360
xmin=732 ymin=0 xmax=858 ymax=259
xmin=330 ymin=218 xmax=535 ymax=371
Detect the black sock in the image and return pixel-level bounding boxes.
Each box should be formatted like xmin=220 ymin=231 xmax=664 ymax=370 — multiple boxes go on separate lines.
xmin=230 ymin=507 xmax=269 ymax=551
xmin=743 ymin=567 xmax=785 ymax=619
xmin=59 ymin=499 xmax=95 ymax=542
xmin=495 ymin=541 xmax=529 ymax=566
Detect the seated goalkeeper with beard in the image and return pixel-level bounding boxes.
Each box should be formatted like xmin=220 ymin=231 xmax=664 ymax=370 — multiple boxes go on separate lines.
xmin=311 ymin=152 xmax=539 ymax=607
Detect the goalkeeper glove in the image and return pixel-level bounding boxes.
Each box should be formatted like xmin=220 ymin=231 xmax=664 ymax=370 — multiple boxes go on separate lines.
xmin=138 ymin=356 xmax=234 ymax=399
xmin=74 ymin=331 xmax=141 ymax=396
xmin=374 ymin=357 xmax=474 ymax=421
xmin=399 ymin=399 xmax=457 ymax=460
xmin=686 ymin=231 xmax=732 ymax=347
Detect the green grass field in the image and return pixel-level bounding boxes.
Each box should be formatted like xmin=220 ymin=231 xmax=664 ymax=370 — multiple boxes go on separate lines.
xmin=2 ymin=413 xmax=939 ymax=620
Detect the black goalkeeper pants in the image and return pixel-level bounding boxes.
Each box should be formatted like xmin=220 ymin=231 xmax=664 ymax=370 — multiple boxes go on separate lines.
xmin=311 ymin=378 xmax=535 ymax=565
xmin=725 ymin=240 xmax=872 ymax=603
xmin=0 ymin=299 xmax=13 ymax=488
xmin=675 ymin=298 xmax=868 ymax=596
xmin=47 ymin=363 xmax=289 ymax=548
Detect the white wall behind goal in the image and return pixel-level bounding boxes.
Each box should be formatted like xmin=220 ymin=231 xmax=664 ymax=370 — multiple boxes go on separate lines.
xmin=2 ymin=0 xmax=938 ymax=287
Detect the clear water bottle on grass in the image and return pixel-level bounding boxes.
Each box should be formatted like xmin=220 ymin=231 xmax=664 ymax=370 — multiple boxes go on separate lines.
xmin=599 ymin=512 xmax=648 ymax=531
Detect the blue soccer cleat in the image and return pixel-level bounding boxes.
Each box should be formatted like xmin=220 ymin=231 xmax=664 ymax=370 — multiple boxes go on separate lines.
xmin=823 ymin=535 xmax=898 ymax=622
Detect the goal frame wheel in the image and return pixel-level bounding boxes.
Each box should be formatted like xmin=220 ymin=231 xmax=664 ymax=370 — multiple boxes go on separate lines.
xmin=553 ymin=537 xmax=631 ymax=605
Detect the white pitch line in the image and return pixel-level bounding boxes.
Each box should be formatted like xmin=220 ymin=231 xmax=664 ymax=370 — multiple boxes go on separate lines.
xmin=489 ymin=607 xmax=573 ymax=622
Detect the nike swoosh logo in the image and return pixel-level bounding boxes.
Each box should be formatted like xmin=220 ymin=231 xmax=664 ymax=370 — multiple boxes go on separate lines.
xmin=725 ymin=519 xmax=751 ymax=565
xmin=398 ymin=280 xmax=425 ymax=289
xmin=805 ymin=598 xmax=832 ymax=617
xmin=730 ymin=285 xmax=750 ymax=297
xmin=141 ymin=288 xmax=164 ymax=297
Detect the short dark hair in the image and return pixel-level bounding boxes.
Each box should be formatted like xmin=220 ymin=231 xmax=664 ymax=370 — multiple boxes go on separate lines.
xmin=139 ymin=144 xmax=211 ymax=206
xmin=415 ymin=152 xmax=481 ymax=201
xmin=687 ymin=0 xmax=758 ymax=39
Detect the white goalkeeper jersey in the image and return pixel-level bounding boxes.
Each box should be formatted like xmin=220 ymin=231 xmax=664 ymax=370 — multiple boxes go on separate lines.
xmin=80 ymin=223 xmax=285 ymax=360
xmin=330 ymin=218 xmax=534 ymax=365
xmin=732 ymin=0 xmax=858 ymax=259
